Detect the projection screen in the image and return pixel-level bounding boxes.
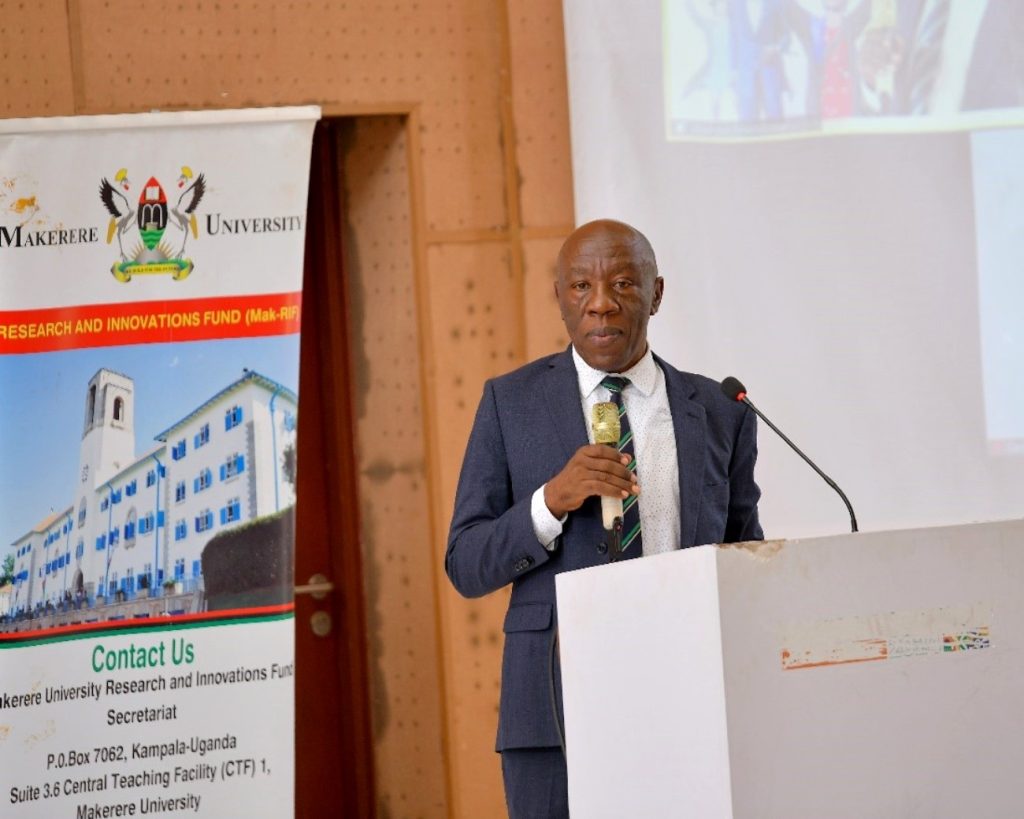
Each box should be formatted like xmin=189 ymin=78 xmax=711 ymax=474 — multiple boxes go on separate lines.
xmin=563 ymin=0 xmax=1024 ymax=538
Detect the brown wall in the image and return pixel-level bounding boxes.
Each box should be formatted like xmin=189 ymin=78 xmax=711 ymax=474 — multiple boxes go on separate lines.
xmin=1 ymin=1 xmax=574 ymax=815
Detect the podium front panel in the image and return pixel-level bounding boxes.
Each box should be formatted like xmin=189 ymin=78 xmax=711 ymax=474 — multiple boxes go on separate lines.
xmin=719 ymin=520 xmax=1024 ymax=818
xmin=557 ymin=520 xmax=1024 ymax=818
xmin=557 ymin=546 xmax=734 ymax=818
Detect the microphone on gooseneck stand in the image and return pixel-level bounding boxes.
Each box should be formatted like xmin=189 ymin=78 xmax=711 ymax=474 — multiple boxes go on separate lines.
xmin=591 ymin=402 xmax=625 ymax=556
xmin=720 ymin=376 xmax=859 ymax=533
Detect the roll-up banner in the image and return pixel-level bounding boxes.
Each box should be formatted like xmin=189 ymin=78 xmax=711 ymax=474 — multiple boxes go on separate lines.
xmin=0 ymin=106 xmax=319 ymax=818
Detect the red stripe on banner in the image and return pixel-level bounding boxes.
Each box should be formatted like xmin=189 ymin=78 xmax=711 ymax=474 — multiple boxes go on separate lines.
xmin=0 ymin=602 xmax=296 ymax=643
xmin=0 ymin=291 xmax=302 ymax=354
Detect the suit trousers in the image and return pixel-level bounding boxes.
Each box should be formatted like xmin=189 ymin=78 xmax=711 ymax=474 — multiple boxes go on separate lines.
xmin=500 ymin=747 xmax=569 ymax=819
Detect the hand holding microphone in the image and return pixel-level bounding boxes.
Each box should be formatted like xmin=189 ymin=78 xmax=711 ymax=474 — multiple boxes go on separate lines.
xmin=591 ymin=401 xmax=626 ymax=530
xmin=541 ymin=403 xmax=638 ymax=522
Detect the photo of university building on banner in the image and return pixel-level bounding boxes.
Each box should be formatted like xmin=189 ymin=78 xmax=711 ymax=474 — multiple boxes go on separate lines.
xmin=4 ymin=363 xmax=297 ymax=630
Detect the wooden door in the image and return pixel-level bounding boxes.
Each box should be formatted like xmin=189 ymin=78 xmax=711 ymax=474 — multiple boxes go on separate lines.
xmin=293 ymin=119 xmax=376 ymax=818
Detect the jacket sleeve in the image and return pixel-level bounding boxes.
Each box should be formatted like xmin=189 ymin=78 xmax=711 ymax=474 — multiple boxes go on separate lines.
xmin=445 ymin=380 xmax=554 ymax=598
xmin=724 ymin=405 xmax=764 ymax=543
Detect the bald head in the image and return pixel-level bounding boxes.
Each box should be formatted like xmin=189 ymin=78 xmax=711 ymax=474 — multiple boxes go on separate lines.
xmin=554 ymin=219 xmax=664 ymax=372
xmin=556 ymin=219 xmax=659 ymax=284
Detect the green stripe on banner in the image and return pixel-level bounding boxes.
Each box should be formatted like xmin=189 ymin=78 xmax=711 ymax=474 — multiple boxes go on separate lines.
xmin=623 ymin=494 xmax=638 ymax=513
xmin=0 ymin=611 xmax=294 ymax=650
xmin=618 ymin=430 xmax=633 ymax=450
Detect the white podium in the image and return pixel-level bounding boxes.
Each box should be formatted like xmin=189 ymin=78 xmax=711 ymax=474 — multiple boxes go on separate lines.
xmin=555 ymin=520 xmax=1024 ymax=818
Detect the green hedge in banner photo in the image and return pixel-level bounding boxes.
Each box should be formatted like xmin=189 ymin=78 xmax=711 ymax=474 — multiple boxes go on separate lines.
xmin=202 ymin=506 xmax=295 ymax=611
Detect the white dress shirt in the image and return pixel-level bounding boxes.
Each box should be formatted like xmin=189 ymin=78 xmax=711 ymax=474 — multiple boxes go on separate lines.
xmin=530 ymin=346 xmax=681 ymax=557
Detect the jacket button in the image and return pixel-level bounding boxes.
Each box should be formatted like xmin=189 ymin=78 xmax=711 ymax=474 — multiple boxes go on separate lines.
xmin=597 ymin=541 xmax=608 ymax=555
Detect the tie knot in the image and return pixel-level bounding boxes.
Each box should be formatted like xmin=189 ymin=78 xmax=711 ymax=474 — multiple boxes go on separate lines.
xmin=601 ymin=376 xmax=630 ymax=395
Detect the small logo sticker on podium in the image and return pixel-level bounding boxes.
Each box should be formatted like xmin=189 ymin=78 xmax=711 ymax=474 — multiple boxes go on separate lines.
xmin=780 ymin=603 xmax=992 ymax=671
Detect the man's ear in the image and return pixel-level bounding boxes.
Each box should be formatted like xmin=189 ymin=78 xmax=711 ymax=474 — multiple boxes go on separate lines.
xmin=650 ymin=276 xmax=665 ymax=315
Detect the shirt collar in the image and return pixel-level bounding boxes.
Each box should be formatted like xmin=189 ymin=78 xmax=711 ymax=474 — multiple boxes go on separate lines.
xmin=571 ymin=345 xmax=658 ymax=399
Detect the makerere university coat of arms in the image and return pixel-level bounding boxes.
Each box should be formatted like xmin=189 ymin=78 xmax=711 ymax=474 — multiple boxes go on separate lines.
xmin=99 ymin=167 xmax=206 ymax=282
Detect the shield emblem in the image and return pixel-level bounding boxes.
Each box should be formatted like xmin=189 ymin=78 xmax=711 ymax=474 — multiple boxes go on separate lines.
xmin=137 ymin=177 xmax=168 ymax=250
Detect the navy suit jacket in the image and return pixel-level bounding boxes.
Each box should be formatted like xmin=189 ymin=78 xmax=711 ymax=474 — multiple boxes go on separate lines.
xmin=445 ymin=348 xmax=763 ymax=750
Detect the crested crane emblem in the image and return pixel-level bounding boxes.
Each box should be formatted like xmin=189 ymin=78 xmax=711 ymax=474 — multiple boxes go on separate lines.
xmin=99 ymin=166 xmax=206 ymax=282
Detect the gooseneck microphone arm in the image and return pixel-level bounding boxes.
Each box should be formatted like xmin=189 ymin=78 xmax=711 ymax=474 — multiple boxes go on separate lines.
xmin=721 ymin=376 xmax=858 ymax=533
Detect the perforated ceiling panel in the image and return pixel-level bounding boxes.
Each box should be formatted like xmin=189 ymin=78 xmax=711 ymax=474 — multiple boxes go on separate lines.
xmin=70 ymin=0 xmax=510 ymax=233
xmin=0 ymin=0 xmax=75 ymax=116
xmin=508 ymin=0 xmax=575 ymax=230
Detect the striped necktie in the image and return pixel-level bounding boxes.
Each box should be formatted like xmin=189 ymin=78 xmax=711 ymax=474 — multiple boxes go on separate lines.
xmin=602 ymin=376 xmax=642 ymax=559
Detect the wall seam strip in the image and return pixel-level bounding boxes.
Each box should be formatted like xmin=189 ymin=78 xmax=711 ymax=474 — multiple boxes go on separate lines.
xmin=497 ymin=0 xmax=528 ymax=364
xmin=65 ymin=0 xmax=87 ymax=114
xmin=404 ymin=103 xmax=457 ymax=819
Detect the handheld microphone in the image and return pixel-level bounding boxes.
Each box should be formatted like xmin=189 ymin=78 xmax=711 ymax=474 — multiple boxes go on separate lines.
xmin=721 ymin=376 xmax=858 ymax=533
xmin=591 ymin=402 xmax=623 ymax=530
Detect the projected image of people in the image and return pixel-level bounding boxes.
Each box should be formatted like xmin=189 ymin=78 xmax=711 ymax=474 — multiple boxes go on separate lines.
xmin=665 ymin=0 xmax=1024 ymax=138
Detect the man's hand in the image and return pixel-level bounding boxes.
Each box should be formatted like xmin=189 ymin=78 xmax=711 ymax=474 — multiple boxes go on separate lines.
xmin=543 ymin=444 xmax=639 ymax=520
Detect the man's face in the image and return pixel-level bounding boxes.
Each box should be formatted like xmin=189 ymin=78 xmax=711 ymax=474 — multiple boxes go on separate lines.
xmin=555 ymin=223 xmax=664 ymax=373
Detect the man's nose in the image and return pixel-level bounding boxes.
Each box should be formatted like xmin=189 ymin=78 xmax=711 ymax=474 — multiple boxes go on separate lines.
xmin=587 ymin=283 xmax=618 ymax=315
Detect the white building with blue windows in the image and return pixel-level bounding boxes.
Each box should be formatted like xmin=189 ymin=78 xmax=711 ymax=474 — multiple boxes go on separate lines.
xmin=8 ymin=367 xmax=297 ymax=616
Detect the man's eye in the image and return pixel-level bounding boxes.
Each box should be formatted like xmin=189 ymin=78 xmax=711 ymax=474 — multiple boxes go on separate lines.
xmin=614 ymin=280 xmax=633 ymax=289
xmin=572 ymin=281 xmax=589 ymax=290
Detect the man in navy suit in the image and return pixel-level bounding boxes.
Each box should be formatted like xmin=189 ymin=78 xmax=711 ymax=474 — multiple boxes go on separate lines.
xmin=446 ymin=219 xmax=763 ymax=818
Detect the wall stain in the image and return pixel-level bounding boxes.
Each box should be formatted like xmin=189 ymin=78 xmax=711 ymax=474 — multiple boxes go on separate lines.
xmin=360 ymin=493 xmax=390 ymax=744
xmin=362 ymin=458 xmax=425 ymax=484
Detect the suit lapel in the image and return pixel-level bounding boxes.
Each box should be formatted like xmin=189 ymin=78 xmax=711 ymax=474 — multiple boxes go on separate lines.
xmin=658 ymin=357 xmax=706 ymax=547
xmin=544 ymin=348 xmax=589 ymax=460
